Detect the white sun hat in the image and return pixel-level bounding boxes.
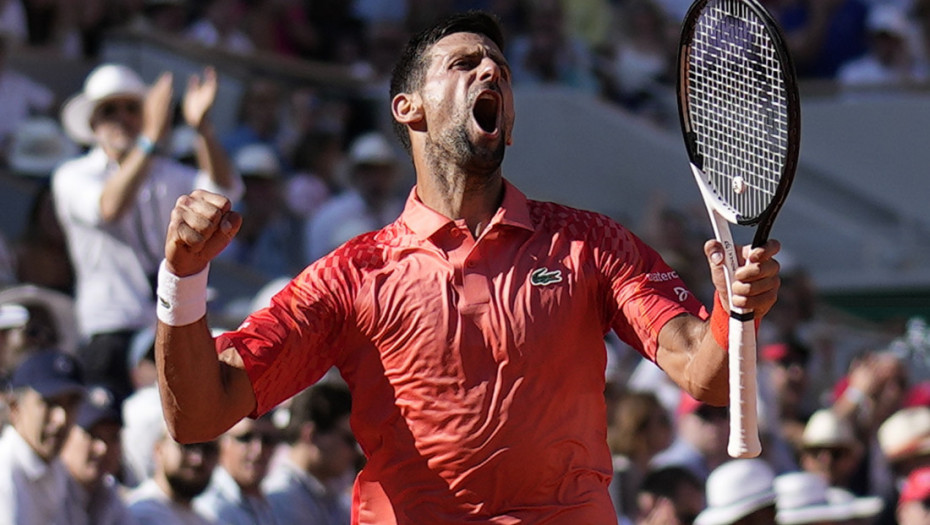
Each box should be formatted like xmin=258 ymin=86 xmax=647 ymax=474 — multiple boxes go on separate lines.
xmin=878 ymin=406 xmax=930 ymax=462
xmin=775 ymin=471 xmax=882 ymax=524
xmin=801 ymin=408 xmax=857 ymax=449
xmin=694 ymin=459 xmax=777 ymax=525
xmin=61 ymin=63 xmax=148 ymax=145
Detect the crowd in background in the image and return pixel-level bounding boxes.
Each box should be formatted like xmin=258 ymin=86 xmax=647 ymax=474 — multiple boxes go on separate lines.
xmin=0 ymin=0 xmax=928 ymax=524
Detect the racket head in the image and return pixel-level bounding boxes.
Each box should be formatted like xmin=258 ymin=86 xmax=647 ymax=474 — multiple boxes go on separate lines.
xmin=677 ymin=0 xmax=800 ymax=244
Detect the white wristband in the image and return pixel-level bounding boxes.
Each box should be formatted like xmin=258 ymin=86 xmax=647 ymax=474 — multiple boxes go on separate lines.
xmin=156 ymin=260 xmax=209 ymax=326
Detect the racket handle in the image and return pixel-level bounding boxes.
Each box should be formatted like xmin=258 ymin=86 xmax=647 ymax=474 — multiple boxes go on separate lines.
xmin=727 ymin=314 xmax=762 ymax=458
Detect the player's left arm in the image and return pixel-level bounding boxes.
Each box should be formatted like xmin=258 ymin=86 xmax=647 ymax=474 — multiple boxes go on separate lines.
xmin=655 ymin=239 xmax=781 ymax=405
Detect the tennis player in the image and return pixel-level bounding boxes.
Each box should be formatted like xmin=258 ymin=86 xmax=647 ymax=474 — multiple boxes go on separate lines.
xmin=155 ymin=11 xmax=781 ymax=524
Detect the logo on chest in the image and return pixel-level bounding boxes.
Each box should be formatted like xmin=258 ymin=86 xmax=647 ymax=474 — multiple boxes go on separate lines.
xmin=530 ymin=267 xmax=563 ymax=287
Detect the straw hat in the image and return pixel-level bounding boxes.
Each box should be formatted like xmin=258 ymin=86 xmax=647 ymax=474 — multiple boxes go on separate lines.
xmin=61 ymin=63 xmax=148 ymax=145
xmin=878 ymin=406 xmax=930 ymax=461
xmin=694 ymin=459 xmax=777 ymax=525
xmin=775 ymin=471 xmax=882 ymax=524
xmin=801 ymin=409 xmax=857 ymax=450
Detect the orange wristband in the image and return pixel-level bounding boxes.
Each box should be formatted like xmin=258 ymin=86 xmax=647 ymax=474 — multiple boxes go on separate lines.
xmin=710 ymin=292 xmax=762 ymax=350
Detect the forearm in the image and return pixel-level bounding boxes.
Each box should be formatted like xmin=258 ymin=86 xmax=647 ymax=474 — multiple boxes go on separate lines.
xmin=194 ymin=122 xmax=236 ymax=190
xmin=656 ymin=313 xmax=729 ymax=406
xmin=155 ymin=318 xmax=255 ymax=442
xmin=98 ymin=141 xmax=154 ymax=221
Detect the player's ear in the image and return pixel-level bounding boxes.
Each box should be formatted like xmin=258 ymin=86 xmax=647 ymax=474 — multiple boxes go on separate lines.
xmin=392 ymin=92 xmax=424 ymax=130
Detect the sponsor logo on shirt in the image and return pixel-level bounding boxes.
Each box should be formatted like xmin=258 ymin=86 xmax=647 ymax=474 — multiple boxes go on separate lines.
xmin=530 ymin=267 xmax=563 ymax=287
xmin=646 ymin=270 xmax=680 ymax=282
xmin=674 ymin=286 xmax=690 ymax=302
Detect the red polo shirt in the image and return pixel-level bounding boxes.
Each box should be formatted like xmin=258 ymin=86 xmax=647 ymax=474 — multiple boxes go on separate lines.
xmin=217 ymin=180 xmax=707 ymax=524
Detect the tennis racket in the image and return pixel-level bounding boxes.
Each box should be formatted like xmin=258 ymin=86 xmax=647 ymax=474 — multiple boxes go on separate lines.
xmin=676 ymin=0 xmax=800 ymax=458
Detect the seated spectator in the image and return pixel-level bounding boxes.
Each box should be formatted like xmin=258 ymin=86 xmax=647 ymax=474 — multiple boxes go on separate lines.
xmin=695 ymin=459 xmax=777 ymax=525
xmin=60 ymin=385 xmax=135 ymax=525
xmin=506 ymin=0 xmax=598 ymax=91
xmin=635 ymin=465 xmax=705 ymax=525
xmin=221 ymin=78 xmax=286 ymax=162
xmin=0 ymin=32 xmax=55 ymax=157
xmin=653 ymin=392 xmax=730 ymax=482
xmin=607 ymin=389 xmax=673 ymax=523
xmin=0 ymin=303 xmax=28 ymax=380
xmin=838 ymin=3 xmax=928 ymax=89
xmin=898 ymin=466 xmax=930 ymax=525
xmin=185 ymin=0 xmax=254 ymax=54
xmin=126 ymin=422 xmax=218 ymax=525
xmin=774 ymin=471 xmax=882 ymax=524
xmin=264 ymin=382 xmax=358 ymax=525
xmin=219 ymin=143 xmax=304 ymax=279
xmin=0 ymin=284 xmax=81 ymax=357
xmin=194 ymin=414 xmax=280 ymax=524
xmin=0 ymin=350 xmax=85 ymax=523
xmin=797 ymin=408 xmax=864 ymax=493
xmin=304 ymin=131 xmax=404 ymax=261
xmin=759 ymin=340 xmax=814 ymax=454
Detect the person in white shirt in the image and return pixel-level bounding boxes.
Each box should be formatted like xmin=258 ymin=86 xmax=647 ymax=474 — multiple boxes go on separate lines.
xmin=303 ymin=131 xmax=404 ymax=262
xmin=0 ymin=350 xmax=85 ymax=525
xmin=60 ymin=385 xmax=136 ymax=525
xmin=194 ymin=414 xmax=280 ymax=525
xmin=52 ymin=62 xmax=241 ymax=403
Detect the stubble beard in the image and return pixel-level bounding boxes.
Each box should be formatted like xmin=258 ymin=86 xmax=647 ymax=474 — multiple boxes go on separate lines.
xmin=425 ymin=106 xmax=506 ymax=194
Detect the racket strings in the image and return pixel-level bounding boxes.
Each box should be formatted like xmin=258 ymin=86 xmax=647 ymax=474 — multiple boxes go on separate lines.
xmin=688 ymin=0 xmax=789 ymax=221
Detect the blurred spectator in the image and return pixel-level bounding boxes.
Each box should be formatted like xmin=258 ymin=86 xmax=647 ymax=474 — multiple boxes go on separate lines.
xmin=0 ymin=231 xmax=13 ymax=288
xmin=286 ymin=129 xmax=343 ymax=220
xmin=13 ymin=185 xmax=75 ymax=295
xmin=560 ymin=0 xmax=613 ymax=50
xmin=222 ymin=78 xmax=286 ymax=162
xmin=246 ymin=0 xmax=317 ymax=58
xmin=194 ymin=414 xmax=280 ymax=524
xmin=0 ymin=284 xmax=81 ymax=357
xmin=220 ymin=143 xmax=304 ymax=278
xmin=838 ymin=3 xmax=928 ymax=88
xmin=506 ymin=0 xmax=598 ymax=91
xmin=774 ymin=470 xmax=882 ymax=524
xmin=7 ymin=117 xmax=78 ymax=179
xmin=595 ymin=0 xmax=675 ymax=123
xmin=0 ymin=32 xmax=55 ymax=157
xmin=898 ymin=466 xmax=930 ymax=525
xmin=126 ymin=427 xmax=218 ymax=525
xmin=759 ymin=340 xmax=814 ymax=454
xmin=129 ymin=0 xmax=190 ymax=36
xmin=20 ymin=0 xmax=83 ymax=56
xmin=765 ymin=0 xmax=870 ymax=79
xmin=264 ymin=382 xmax=357 ymax=525
xmin=52 ymin=63 xmax=240 ymax=402
xmin=607 ymin=389 xmax=673 ymax=523
xmin=0 ymin=350 xmax=85 ymax=523
xmin=634 ymin=465 xmax=704 ymax=525
xmin=185 ymin=0 xmax=253 ymax=54
xmin=0 ymin=303 xmax=28 ymax=379
xmin=694 ymin=459 xmax=777 ymax=525
xmin=653 ymin=392 xmax=730 ymax=482
xmin=60 ymin=384 xmax=135 ymax=525
xmin=798 ymin=408 xmax=865 ymax=493
xmin=0 ymin=0 xmax=27 ymax=46
xmin=304 ymin=131 xmax=404 ymax=261
xmin=875 ymin=406 xmax=930 ymax=524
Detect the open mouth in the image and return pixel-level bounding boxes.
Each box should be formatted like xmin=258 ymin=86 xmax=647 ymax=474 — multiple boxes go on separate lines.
xmin=472 ymin=91 xmax=501 ymax=134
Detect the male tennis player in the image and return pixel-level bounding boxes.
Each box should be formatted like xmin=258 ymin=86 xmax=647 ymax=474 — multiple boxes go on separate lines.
xmin=155 ymin=11 xmax=781 ymax=524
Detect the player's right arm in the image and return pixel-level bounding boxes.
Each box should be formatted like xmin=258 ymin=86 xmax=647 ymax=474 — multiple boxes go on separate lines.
xmin=155 ymin=189 xmax=255 ymax=443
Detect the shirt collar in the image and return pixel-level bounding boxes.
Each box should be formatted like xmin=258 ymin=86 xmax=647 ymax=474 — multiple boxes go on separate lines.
xmin=401 ymin=178 xmax=534 ymax=240
xmin=3 ymin=425 xmax=54 ymax=481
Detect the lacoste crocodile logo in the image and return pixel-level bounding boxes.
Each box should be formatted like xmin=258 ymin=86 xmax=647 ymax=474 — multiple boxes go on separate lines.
xmin=530 ymin=267 xmax=563 ymax=287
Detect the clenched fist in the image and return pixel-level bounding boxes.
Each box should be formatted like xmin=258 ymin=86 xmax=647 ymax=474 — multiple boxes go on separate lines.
xmin=165 ymin=189 xmax=242 ymax=276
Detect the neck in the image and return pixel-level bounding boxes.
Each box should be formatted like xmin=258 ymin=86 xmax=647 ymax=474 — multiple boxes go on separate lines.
xmin=413 ymin=155 xmax=504 ymax=238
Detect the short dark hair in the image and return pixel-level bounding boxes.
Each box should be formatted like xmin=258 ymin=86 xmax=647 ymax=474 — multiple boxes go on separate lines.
xmin=389 ymin=11 xmax=505 ymax=153
xmin=285 ymin=382 xmax=352 ymax=443
xmin=639 ymin=466 xmax=702 ymax=499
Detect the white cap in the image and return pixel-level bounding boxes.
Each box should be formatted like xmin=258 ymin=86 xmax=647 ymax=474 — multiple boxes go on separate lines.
xmin=695 ymin=459 xmax=777 ymax=525
xmin=878 ymin=406 xmax=930 ymax=461
xmin=776 ymin=471 xmax=882 ymax=524
xmin=61 ymin=64 xmax=148 ymax=145
xmin=234 ymin=143 xmax=281 ymax=178
xmin=348 ymin=132 xmax=396 ymax=166
xmin=801 ymin=408 xmax=856 ymax=449
xmin=0 ymin=304 xmax=28 ymax=330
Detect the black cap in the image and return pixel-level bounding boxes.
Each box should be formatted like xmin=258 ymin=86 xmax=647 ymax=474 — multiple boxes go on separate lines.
xmin=76 ymin=385 xmax=122 ymax=430
xmin=8 ymin=350 xmax=84 ymax=398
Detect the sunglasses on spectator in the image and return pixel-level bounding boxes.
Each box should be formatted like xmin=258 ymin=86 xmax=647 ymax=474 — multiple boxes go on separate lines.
xmin=179 ymin=441 xmax=219 ymax=456
xmin=95 ymin=99 xmax=141 ymax=119
xmin=803 ymin=446 xmax=849 ymax=461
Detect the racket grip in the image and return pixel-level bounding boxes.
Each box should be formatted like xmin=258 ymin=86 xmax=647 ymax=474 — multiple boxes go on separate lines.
xmin=727 ymin=314 xmax=762 ymax=458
